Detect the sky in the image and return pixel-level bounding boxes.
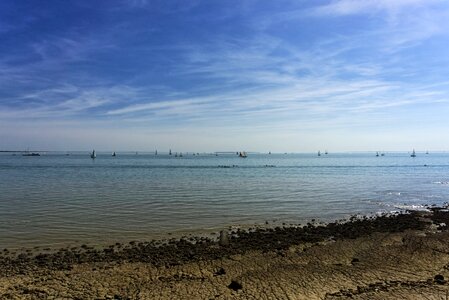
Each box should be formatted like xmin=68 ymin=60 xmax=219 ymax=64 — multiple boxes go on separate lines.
xmin=1 ymin=0 xmax=449 ymax=152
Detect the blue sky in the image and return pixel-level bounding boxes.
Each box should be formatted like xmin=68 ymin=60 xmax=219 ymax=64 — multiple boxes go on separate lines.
xmin=1 ymin=0 xmax=449 ymax=152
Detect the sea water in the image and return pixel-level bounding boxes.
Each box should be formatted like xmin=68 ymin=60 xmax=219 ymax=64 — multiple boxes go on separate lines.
xmin=0 ymin=152 xmax=447 ymax=248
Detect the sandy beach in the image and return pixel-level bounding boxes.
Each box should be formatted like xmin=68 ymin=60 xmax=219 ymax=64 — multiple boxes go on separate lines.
xmin=1 ymin=208 xmax=449 ymax=299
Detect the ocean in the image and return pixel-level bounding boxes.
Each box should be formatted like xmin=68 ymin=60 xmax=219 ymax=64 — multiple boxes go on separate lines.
xmin=0 ymin=151 xmax=447 ymax=249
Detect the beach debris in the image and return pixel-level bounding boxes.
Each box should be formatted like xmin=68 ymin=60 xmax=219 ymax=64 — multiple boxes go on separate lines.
xmin=219 ymin=230 xmax=229 ymax=246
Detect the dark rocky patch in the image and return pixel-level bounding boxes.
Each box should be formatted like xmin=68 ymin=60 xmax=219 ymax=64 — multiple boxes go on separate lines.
xmin=428 ymin=207 xmax=449 ymax=230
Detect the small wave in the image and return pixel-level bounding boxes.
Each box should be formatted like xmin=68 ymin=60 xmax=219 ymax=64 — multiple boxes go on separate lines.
xmin=374 ymin=201 xmax=430 ymax=212
xmin=386 ymin=192 xmax=402 ymax=196
xmin=392 ymin=204 xmax=430 ymax=211
xmin=433 ymin=181 xmax=449 ymax=185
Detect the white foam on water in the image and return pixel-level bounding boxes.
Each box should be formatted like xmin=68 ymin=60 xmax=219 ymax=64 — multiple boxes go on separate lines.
xmin=386 ymin=192 xmax=402 ymax=196
xmin=392 ymin=204 xmax=430 ymax=211
xmin=374 ymin=201 xmax=431 ymax=212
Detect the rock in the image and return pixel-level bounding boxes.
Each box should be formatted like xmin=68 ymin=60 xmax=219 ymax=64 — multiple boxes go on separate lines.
xmin=219 ymin=230 xmax=229 ymax=246
xmin=434 ymin=274 xmax=446 ymax=284
xmin=228 ymin=280 xmax=243 ymax=291
xmin=214 ymin=267 xmax=226 ymax=276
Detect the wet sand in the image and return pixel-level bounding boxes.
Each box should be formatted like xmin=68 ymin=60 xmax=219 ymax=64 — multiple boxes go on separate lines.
xmin=1 ymin=208 xmax=449 ymax=299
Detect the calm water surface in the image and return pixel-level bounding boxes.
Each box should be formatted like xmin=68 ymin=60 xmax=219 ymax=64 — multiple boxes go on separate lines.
xmin=0 ymin=152 xmax=448 ymax=248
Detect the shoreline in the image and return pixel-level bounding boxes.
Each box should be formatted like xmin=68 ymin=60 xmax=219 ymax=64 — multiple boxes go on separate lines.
xmin=0 ymin=208 xmax=431 ymax=265
xmin=0 ymin=206 xmax=419 ymax=252
xmin=1 ymin=208 xmax=449 ymax=299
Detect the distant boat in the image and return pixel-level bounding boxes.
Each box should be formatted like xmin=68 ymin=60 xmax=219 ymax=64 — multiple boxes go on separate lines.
xmin=411 ymin=149 xmax=416 ymax=157
xmin=155 ymin=150 xmax=158 ymax=155
xmin=269 ymin=151 xmax=271 ymax=155
xmin=381 ymin=153 xmax=385 ymax=156
xmin=318 ymin=150 xmax=321 ymax=156
xmin=239 ymin=151 xmax=247 ymax=158
xmin=179 ymin=152 xmax=183 ymax=157
xmin=91 ymin=150 xmax=96 ymax=159
xmin=376 ymin=151 xmax=379 ymax=157
xmin=22 ymin=152 xmax=40 ymax=156
xmin=112 ymin=151 xmax=116 ymax=157
xmin=22 ymin=148 xmax=40 ymax=156
xmin=325 ymin=150 xmax=328 ymax=155
xmin=169 ymin=149 xmax=172 ymax=155
xmin=426 ymin=150 xmax=429 ymax=155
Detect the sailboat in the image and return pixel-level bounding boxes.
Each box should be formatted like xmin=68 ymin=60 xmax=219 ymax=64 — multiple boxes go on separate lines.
xmin=91 ymin=150 xmax=96 ymax=159
xmin=112 ymin=151 xmax=116 ymax=157
xmin=411 ymin=149 xmax=416 ymax=157
xmin=426 ymin=150 xmax=429 ymax=155
xmin=325 ymin=150 xmax=328 ymax=155
xmin=376 ymin=151 xmax=379 ymax=157
xmin=155 ymin=150 xmax=158 ymax=155
xmin=239 ymin=151 xmax=247 ymax=158
xmin=169 ymin=149 xmax=172 ymax=155
xmin=318 ymin=150 xmax=321 ymax=157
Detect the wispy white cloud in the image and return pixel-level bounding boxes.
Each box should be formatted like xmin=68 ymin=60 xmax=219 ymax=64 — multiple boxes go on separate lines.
xmin=0 ymin=85 xmax=141 ymax=119
xmin=106 ymin=97 xmax=212 ymax=115
xmin=312 ymin=0 xmax=449 ymax=51
xmin=314 ymin=0 xmax=444 ymax=16
xmin=4 ymin=15 xmax=443 ymax=135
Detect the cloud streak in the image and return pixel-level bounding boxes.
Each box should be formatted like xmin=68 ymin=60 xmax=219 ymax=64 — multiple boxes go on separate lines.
xmin=314 ymin=0 xmax=444 ymax=16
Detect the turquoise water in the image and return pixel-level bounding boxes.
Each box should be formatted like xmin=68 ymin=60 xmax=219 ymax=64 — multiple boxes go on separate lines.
xmin=0 ymin=152 xmax=448 ymax=248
